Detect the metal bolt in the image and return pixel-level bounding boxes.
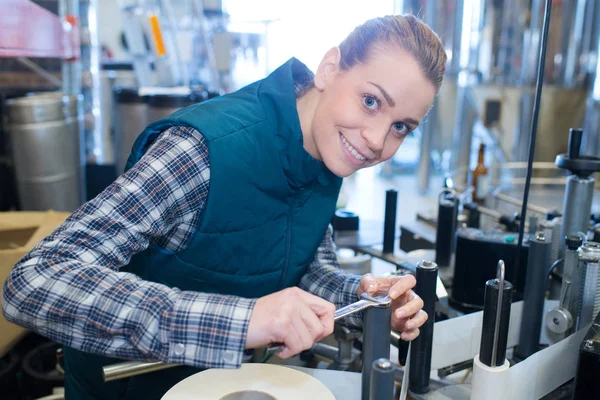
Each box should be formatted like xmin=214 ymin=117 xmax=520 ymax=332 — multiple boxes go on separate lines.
xmin=375 ymin=359 xmax=393 ymax=370
xmin=585 ymin=340 xmax=594 ymax=350
xmin=536 ymin=232 xmax=546 ymax=241
xmin=553 ymin=318 xmax=560 ymax=325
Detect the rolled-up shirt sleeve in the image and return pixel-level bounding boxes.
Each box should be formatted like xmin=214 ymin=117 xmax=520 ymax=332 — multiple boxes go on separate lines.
xmin=2 ymin=126 xmax=255 ymax=369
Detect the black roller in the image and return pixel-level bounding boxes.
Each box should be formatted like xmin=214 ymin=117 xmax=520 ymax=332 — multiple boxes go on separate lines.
xmin=362 ymin=305 xmax=392 ymax=400
xmin=383 ymin=190 xmax=398 ymax=253
xmin=369 ymin=358 xmax=396 ymax=400
xmin=480 ymin=278 xmax=513 ymax=367
xmin=516 ymin=234 xmax=552 ymax=359
xmin=409 ymin=260 xmax=438 ymax=394
xmin=435 ymin=192 xmax=458 ymax=266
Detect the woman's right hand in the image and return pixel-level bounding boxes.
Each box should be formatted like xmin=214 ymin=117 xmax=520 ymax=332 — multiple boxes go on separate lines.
xmin=245 ymin=287 xmax=335 ymax=359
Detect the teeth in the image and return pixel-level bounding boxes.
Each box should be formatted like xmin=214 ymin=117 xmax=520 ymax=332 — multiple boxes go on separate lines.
xmin=341 ymin=134 xmax=365 ymax=161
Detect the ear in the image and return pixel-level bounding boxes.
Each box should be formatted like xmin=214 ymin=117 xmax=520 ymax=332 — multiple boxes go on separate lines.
xmin=314 ymin=47 xmax=341 ymax=91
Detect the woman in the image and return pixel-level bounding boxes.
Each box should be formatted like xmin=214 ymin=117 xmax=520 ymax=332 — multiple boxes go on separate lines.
xmin=3 ymin=14 xmax=446 ymax=399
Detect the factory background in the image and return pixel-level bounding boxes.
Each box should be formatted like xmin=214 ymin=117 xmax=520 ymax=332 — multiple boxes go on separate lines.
xmin=1 ymin=0 xmax=600 ymax=399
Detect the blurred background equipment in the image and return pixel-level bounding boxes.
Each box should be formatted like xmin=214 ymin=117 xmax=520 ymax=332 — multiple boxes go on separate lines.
xmin=2 ymin=0 xmax=600 ymax=399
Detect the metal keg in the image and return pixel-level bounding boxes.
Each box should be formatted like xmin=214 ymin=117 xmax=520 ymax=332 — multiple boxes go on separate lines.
xmin=113 ymin=87 xmax=148 ymax=174
xmin=6 ymin=93 xmax=83 ymax=211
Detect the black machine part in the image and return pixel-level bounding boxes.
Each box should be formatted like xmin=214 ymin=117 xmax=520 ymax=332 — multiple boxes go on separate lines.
xmin=362 ymin=304 xmax=392 ymax=400
xmin=435 ymin=189 xmax=458 ymax=267
xmin=369 ymin=358 xmax=396 ymax=400
xmin=409 ymin=260 xmax=438 ymax=394
xmin=480 ymin=277 xmax=513 ymax=367
xmin=573 ymin=310 xmax=600 ymax=399
xmin=383 ymin=189 xmax=398 ymax=254
xmin=451 ymin=228 xmax=529 ymax=311
xmin=555 ymin=128 xmax=600 ymax=178
xmin=516 ymin=233 xmax=552 ymax=359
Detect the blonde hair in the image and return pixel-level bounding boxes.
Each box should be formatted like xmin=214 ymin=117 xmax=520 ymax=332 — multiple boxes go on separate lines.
xmin=339 ymin=15 xmax=447 ymax=92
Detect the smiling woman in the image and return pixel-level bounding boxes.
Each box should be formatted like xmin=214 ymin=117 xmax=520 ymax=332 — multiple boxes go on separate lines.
xmin=296 ymin=15 xmax=447 ymax=178
xmin=3 ymin=13 xmax=445 ymax=400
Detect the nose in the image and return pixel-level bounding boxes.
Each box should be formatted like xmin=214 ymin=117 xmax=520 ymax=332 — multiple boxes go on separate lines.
xmin=360 ymin=125 xmax=387 ymax=154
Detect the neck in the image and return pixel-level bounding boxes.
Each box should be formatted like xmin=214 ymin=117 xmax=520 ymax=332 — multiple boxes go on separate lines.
xmin=296 ymin=87 xmax=321 ymax=160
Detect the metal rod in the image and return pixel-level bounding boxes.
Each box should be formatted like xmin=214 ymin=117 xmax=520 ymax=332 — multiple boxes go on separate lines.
xmin=369 ymin=359 xmax=396 ymax=400
xmin=491 ymin=261 xmax=505 ymax=367
xmin=103 ymin=360 xmax=179 ymax=382
xmin=15 ymin=57 xmax=62 ymax=87
xmin=514 ymin=0 xmax=553 ymax=291
xmin=493 ymin=192 xmax=548 ymax=215
xmin=362 ymin=304 xmax=392 ymax=400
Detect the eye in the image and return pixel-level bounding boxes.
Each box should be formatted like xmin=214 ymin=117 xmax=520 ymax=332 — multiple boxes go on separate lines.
xmin=392 ymin=122 xmax=409 ymax=135
xmin=362 ymin=95 xmax=380 ymax=111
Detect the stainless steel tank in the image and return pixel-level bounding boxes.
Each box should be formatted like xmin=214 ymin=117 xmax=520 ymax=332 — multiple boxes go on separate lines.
xmin=114 ymin=87 xmax=149 ymax=174
xmin=6 ymin=93 xmax=83 ymax=211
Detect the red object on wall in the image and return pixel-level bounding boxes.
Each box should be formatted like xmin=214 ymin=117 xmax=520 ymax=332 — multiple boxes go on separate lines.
xmin=0 ymin=0 xmax=80 ymax=59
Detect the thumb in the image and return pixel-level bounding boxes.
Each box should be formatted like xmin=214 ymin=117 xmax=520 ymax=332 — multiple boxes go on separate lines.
xmin=360 ymin=273 xmax=379 ymax=296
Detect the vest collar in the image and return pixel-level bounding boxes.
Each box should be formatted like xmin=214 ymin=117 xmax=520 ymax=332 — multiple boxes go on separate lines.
xmin=259 ymin=58 xmax=336 ymax=188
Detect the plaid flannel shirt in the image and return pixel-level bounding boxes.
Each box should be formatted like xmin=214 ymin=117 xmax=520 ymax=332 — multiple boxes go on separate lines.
xmin=2 ymin=125 xmax=362 ymax=369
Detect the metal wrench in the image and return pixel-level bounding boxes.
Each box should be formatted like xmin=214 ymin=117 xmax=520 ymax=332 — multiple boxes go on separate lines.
xmin=265 ymin=293 xmax=392 ymax=355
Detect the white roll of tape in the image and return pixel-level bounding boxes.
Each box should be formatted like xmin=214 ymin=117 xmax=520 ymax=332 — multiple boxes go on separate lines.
xmin=161 ymin=364 xmax=336 ymax=400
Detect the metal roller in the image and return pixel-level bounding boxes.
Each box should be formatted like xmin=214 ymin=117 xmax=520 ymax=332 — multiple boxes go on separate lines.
xmin=409 ymin=260 xmax=438 ymax=394
xmin=517 ymin=233 xmax=552 ymax=359
xmin=480 ymin=261 xmax=513 ymax=367
xmin=369 ymin=358 xmax=396 ymax=400
xmin=362 ymin=301 xmax=392 ymax=400
xmin=435 ymin=190 xmax=458 ymax=267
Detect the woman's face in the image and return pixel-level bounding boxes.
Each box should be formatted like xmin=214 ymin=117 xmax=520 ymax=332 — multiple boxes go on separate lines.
xmin=309 ymin=46 xmax=437 ymax=178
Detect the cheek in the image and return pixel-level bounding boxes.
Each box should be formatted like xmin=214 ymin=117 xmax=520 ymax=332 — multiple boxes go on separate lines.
xmin=380 ymin=136 xmax=405 ymax=161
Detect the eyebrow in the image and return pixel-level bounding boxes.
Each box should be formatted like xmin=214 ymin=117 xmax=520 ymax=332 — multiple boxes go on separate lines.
xmin=368 ymin=81 xmax=420 ymax=127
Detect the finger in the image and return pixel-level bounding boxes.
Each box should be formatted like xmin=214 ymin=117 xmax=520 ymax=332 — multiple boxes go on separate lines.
xmin=361 ymin=273 xmax=379 ymax=295
xmin=401 ymin=310 xmax=428 ymax=331
xmin=371 ymin=276 xmax=403 ymax=295
xmin=299 ymin=302 xmax=326 ymax=342
xmin=394 ymin=292 xmax=424 ymax=319
xmin=295 ymin=289 xmax=336 ymax=319
xmin=279 ymin=321 xmax=304 ymax=359
xmin=388 ymin=275 xmax=417 ymax=300
xmin=292 ymin=308 xmax=316 ymax=351
xmin=401 ymin=328 xmax=420 ymax=341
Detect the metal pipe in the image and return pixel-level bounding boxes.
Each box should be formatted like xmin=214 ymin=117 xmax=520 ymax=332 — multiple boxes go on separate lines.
xmin=369 ymin=359 xmax=396 ymax=400
xmin=15 ymin=58 xmax=62 ymax=87
xmin=516 ymin=233 xmax=552 ymax=359
xmin=103 ymin=360 xmax=179 ymax=382
xmin=559 ymin=175 xmax=596 ymax=257
xmin=409 ymin=260 xmax=438 ymax=394
xmin=493 ymin=192 xmax=549 ymax=215
xmin=362 ymin=302 xmax=392 ymax=400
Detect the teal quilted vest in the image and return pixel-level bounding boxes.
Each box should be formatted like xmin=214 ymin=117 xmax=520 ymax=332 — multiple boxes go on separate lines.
xmin=63 ymin=58 xmax=343 ymax=399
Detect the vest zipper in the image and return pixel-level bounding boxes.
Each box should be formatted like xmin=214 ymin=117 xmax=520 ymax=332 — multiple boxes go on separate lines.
xmin=281 ymin=188 xmax=306 ymax=288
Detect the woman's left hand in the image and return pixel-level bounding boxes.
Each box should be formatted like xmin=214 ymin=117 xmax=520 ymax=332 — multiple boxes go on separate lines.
xmin=357 ymin=273 xmax=427 ymax=341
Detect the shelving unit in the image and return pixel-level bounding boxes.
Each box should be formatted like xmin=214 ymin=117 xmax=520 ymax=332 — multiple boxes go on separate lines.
xmin=0 ymin=0 xmax=80 ymax=59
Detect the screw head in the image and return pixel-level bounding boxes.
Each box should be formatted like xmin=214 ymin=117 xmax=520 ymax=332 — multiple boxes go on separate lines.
xmin=585 ymin=340 xmax=594 ymax=350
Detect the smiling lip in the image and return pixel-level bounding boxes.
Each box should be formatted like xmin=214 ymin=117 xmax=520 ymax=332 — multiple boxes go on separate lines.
xmin=339 ymin=132 xmax=369 ymax=166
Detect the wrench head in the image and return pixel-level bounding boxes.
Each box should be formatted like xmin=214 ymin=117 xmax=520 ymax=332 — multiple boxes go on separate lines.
xmin=360 ymin=292 xmax=392 ymax=307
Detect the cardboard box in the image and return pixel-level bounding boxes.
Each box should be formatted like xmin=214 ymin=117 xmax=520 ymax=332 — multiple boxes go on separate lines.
xmin=0 ymin=210 xmax=70 ymax=357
